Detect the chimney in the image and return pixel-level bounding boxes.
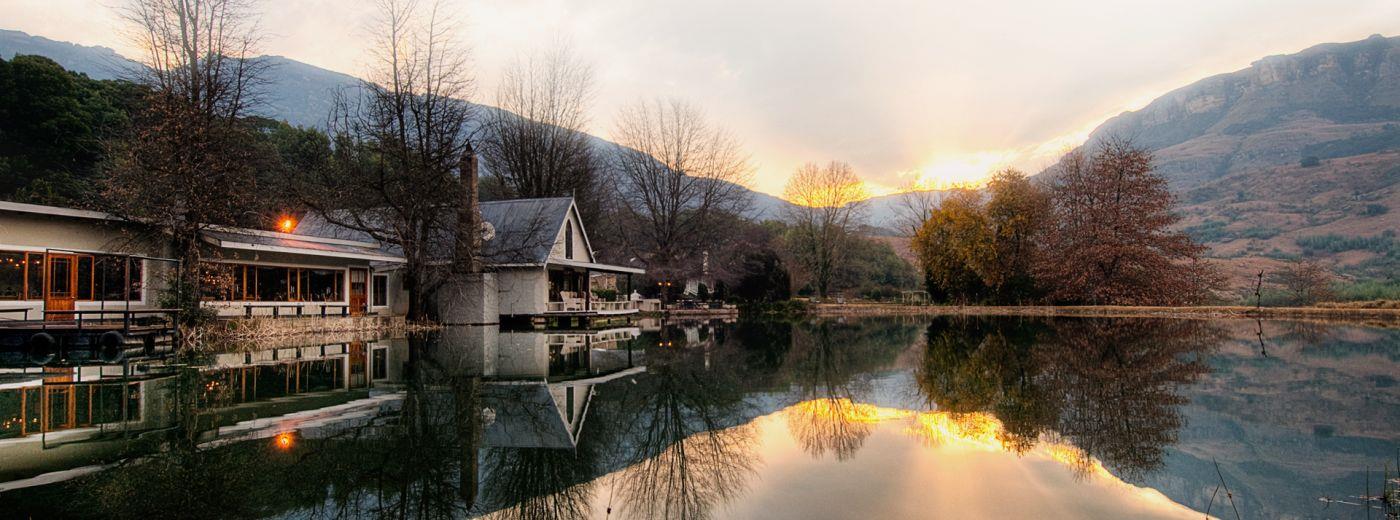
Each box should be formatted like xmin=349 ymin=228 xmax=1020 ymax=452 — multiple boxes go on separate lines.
xmin=456 ymin=143 xmax=482 ymax=273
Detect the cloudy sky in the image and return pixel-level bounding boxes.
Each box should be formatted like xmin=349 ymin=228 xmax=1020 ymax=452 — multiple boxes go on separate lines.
xmin=4 ymin=0 xmax=1399 ymax=197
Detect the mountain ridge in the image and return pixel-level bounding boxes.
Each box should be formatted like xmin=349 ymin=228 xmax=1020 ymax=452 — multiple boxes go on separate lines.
xmin=4 ymin=28 xmax=1398 ymax=283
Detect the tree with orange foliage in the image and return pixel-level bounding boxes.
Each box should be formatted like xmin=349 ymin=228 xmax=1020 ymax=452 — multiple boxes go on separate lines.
xmin=1036 ymin=139 xmax=1220 ymax=305
xmin=981 ymin=169 xmax=1051 ymax=302
xmin=911 ymin=170 xmax=1049 ymax=304
xmin=912 ymin=188 xmax=989 ymax=303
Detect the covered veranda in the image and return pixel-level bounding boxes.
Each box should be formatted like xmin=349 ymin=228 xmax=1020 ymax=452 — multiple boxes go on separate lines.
xmin=545 ymin=260 xmax=645 ymax=315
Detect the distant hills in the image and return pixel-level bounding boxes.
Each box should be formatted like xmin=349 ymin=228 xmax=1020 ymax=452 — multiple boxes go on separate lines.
xmin=0 ymin=28 xmax=794 ymax=219
xmin=4 ymin=29 xmax=1397 ymax=283
xmin=1072 ymin=34 xmax=1400 ymax=286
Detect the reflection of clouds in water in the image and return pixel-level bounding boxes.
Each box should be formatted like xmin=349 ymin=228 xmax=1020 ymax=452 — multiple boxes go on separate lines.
xmin=782 ymin=399 xmax=1189 ymax=496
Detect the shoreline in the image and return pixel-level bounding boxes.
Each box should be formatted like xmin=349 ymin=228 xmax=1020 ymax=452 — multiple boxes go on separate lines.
xmin=806 ymin=303 xmax=1400 ymax=325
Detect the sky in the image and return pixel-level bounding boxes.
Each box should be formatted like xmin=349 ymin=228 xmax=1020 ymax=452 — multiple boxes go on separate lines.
xmin=4 ymin=0 xmax=1399 ymax=198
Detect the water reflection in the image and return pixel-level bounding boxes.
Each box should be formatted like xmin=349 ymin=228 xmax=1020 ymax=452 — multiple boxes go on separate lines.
xmin=0 ymin=316 xmax=1395 ymax=519
xmin=917 ymin=318 xmax=1218 ymax=478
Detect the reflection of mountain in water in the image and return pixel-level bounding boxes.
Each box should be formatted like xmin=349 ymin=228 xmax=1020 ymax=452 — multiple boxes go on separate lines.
xmin=1147 ymin=323 xmax=1400 ymax=518
xmin=912 ymin=316 xmax=1400 ymax=520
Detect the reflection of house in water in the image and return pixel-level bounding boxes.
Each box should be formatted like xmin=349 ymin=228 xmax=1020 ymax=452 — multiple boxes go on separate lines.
xmin=0 ymin=338 xmax=406 ymax=487
xmin=0 ymin=327 xmax=642 ymax=490
xmin=430 ymin=326 xmax=645 ymax=449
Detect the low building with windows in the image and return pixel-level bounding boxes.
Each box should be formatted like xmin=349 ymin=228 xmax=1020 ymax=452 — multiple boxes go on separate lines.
xmin=0 ymin=201 xmax=173 ymax=322
xmin=196 ymin=226 xmax=406 ymax=317
xmin=2 ymin=196 xmax=642 ymax=325
xmin=0 ymin=201 xmax=405 ymax=321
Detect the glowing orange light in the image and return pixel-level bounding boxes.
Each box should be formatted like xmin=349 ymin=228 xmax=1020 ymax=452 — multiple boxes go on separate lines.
xmin=278 ymin=216 xmax=296 ymax=233
xmin=274 ymin=432 xmax=295 ymax=450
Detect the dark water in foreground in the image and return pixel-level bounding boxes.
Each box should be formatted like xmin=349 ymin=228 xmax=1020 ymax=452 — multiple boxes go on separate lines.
xmin=0 ymin=316 xmax=1396 ymax=519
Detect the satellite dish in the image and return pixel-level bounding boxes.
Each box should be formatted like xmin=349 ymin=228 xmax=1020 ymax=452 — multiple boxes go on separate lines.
xmin=481 ymin=221 xmax=496 ymax=242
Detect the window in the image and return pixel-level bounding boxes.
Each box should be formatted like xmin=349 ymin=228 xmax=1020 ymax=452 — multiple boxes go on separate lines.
xmin=305 ymin=269 xmax=344 ymax=302
xmin=372 ymin=274 xmax=388 ymax=307
xmin=198 ymin=262 xmax=344 ymax=302
xmin=48 ymin=257 xmax=73 ymax=297
xmin=0 ymin=252 xmax=23 ymax=300
xmin=564 ymin=220 xmax=574 ymax=259
xmin=254 ymin=266 xmax=290 ymax=302
xmin=201 ymin=263 xmax=240 ymax=301
xmin=76 ymin=256 xmax=94 ymax=300
xmin=372 ymin=349 xmax=387 ymax=379
xmin=25 ymin=254 xmax=42 ymax=300
xmin=94 ymin=257 xmax=143 ymax=301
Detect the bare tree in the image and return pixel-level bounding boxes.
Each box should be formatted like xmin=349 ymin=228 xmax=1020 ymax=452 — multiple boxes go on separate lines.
xmin=608 ymin=99 xmax=753 ymax=286
xmin=103 ymin=0 xmax=270 ymax=321
xmin=891 ymin=180 xmax=942 ymax=239
xmin=1270 ymin=259 xmax=1334 ymax=305
xmin=479 ymin=45 xmax=603 ymax=219
xmin=782 ymin=161 xmax=868 ymax=299
xmin=295 ymin=0 xmax=474 ymax=320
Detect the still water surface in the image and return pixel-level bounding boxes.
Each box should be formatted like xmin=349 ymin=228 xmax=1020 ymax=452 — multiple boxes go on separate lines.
xmin=0 ymin=316 xmax=1396 ymax=519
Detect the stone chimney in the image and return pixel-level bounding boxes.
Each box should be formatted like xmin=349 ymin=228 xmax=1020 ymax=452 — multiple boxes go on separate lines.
xmin=456 ymin=143 xmax=482 ymax=274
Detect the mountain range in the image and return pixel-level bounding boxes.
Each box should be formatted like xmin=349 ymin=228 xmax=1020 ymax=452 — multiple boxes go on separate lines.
xmin=1076 ymin=34 xmax=1400 ymax=287
xmin=3 ymin=29 xmax=1397 ymax=286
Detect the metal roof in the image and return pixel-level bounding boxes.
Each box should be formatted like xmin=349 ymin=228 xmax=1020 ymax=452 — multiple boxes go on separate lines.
xmin=201 ymin=230 xmax=406 ymax=263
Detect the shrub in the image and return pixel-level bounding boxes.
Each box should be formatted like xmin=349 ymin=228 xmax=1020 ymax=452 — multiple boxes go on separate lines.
xmin=1300 ymin=156 xmax=1321 ymax=168
xmin=1330 ymin=280 xmax=1400 ymax=302
xmin=1361 ymin=204 xmax=1388 ymax=217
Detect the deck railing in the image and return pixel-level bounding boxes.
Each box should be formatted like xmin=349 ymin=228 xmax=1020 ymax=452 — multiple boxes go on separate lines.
xmin=544 ymin=300 xmax=640 ymax=314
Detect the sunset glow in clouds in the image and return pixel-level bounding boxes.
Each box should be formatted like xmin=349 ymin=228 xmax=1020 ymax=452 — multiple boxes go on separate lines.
xmin=4 ymin=0 xmax=1399 ymax=198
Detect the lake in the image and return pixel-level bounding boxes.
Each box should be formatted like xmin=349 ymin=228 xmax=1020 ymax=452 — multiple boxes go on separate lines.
xmin=0 ymin=316 xmax=1396 ymax=519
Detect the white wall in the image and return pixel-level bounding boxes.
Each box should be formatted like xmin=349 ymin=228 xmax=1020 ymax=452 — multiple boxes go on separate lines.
xmin=548 ymin=209 xmax=593 ymax=263
xmin=496 ymin=269 xmax=547 ymax=316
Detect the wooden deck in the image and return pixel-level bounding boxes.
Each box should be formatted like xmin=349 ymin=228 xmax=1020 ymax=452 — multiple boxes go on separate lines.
xmin=0 ymin=309 xmax=178 ymax=367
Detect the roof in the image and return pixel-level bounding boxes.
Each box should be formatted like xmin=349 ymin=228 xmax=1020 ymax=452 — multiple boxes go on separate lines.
xmin=0 ymin=200 xmax=118 ymax=221
xmin=292 ymin=197 xmax=645 ymax=273
xmin=201 ymin=228 xmax=406 ymax=263
xmin=480 ymin=383 xmax=581 ymax=449
xmin=480 ymin=197 xmax=574 ymax=264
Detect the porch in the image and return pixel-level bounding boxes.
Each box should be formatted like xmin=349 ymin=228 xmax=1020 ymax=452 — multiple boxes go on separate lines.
xmin=544 ymin=261 xmax=644 ymax=316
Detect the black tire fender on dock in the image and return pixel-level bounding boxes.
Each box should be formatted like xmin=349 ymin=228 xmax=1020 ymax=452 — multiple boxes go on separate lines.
xmin=27 ymin=332 xmax=57 ymax=365
xmin=97 ymin=330 xmax=127 ymax=363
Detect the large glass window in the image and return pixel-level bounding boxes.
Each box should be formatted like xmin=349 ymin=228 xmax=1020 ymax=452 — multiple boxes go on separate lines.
xmin=95 ymin=257 xmax=144 ymax=301
xmin=0 ymin=251 xmax=144 ymax=302
xmin=198 ymin=262 xmax=345 ymax=302
xmin=201 ymin=263 xmax=239 ymax=301
xmin=0 ymin=252 xmax=23 ymax=300
xmin=254 ymin=266 xmax=290 ymax=302
xmin=305 ymin=269 xmax=344 ymax=302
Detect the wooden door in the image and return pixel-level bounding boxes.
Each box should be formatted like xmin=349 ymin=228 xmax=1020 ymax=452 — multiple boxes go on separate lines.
xmin=349 ymin=268 xmax=368 ymax=316
xmin=45 ymin=253 xmax=77 ymax=321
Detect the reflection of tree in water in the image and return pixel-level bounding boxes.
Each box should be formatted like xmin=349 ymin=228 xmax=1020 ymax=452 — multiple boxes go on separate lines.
xmin=915 ymin=317 xmax=1219 ymax=478
xmin=477 ymin=447 xmax=595 ymax=520
xmin=293 ymin=340 xmax=483 ymax=519
xmin=782 ymin=320 xmax=920 ymax=461
xmin=604 ymin=333 xmax=760 ymax=520
xmin=916 ymin=317 xmax=1054 ymax=453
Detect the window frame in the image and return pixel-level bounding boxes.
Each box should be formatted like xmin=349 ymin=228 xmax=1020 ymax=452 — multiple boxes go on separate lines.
xmin=372 ymin=274 xmax=388 ymax=307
